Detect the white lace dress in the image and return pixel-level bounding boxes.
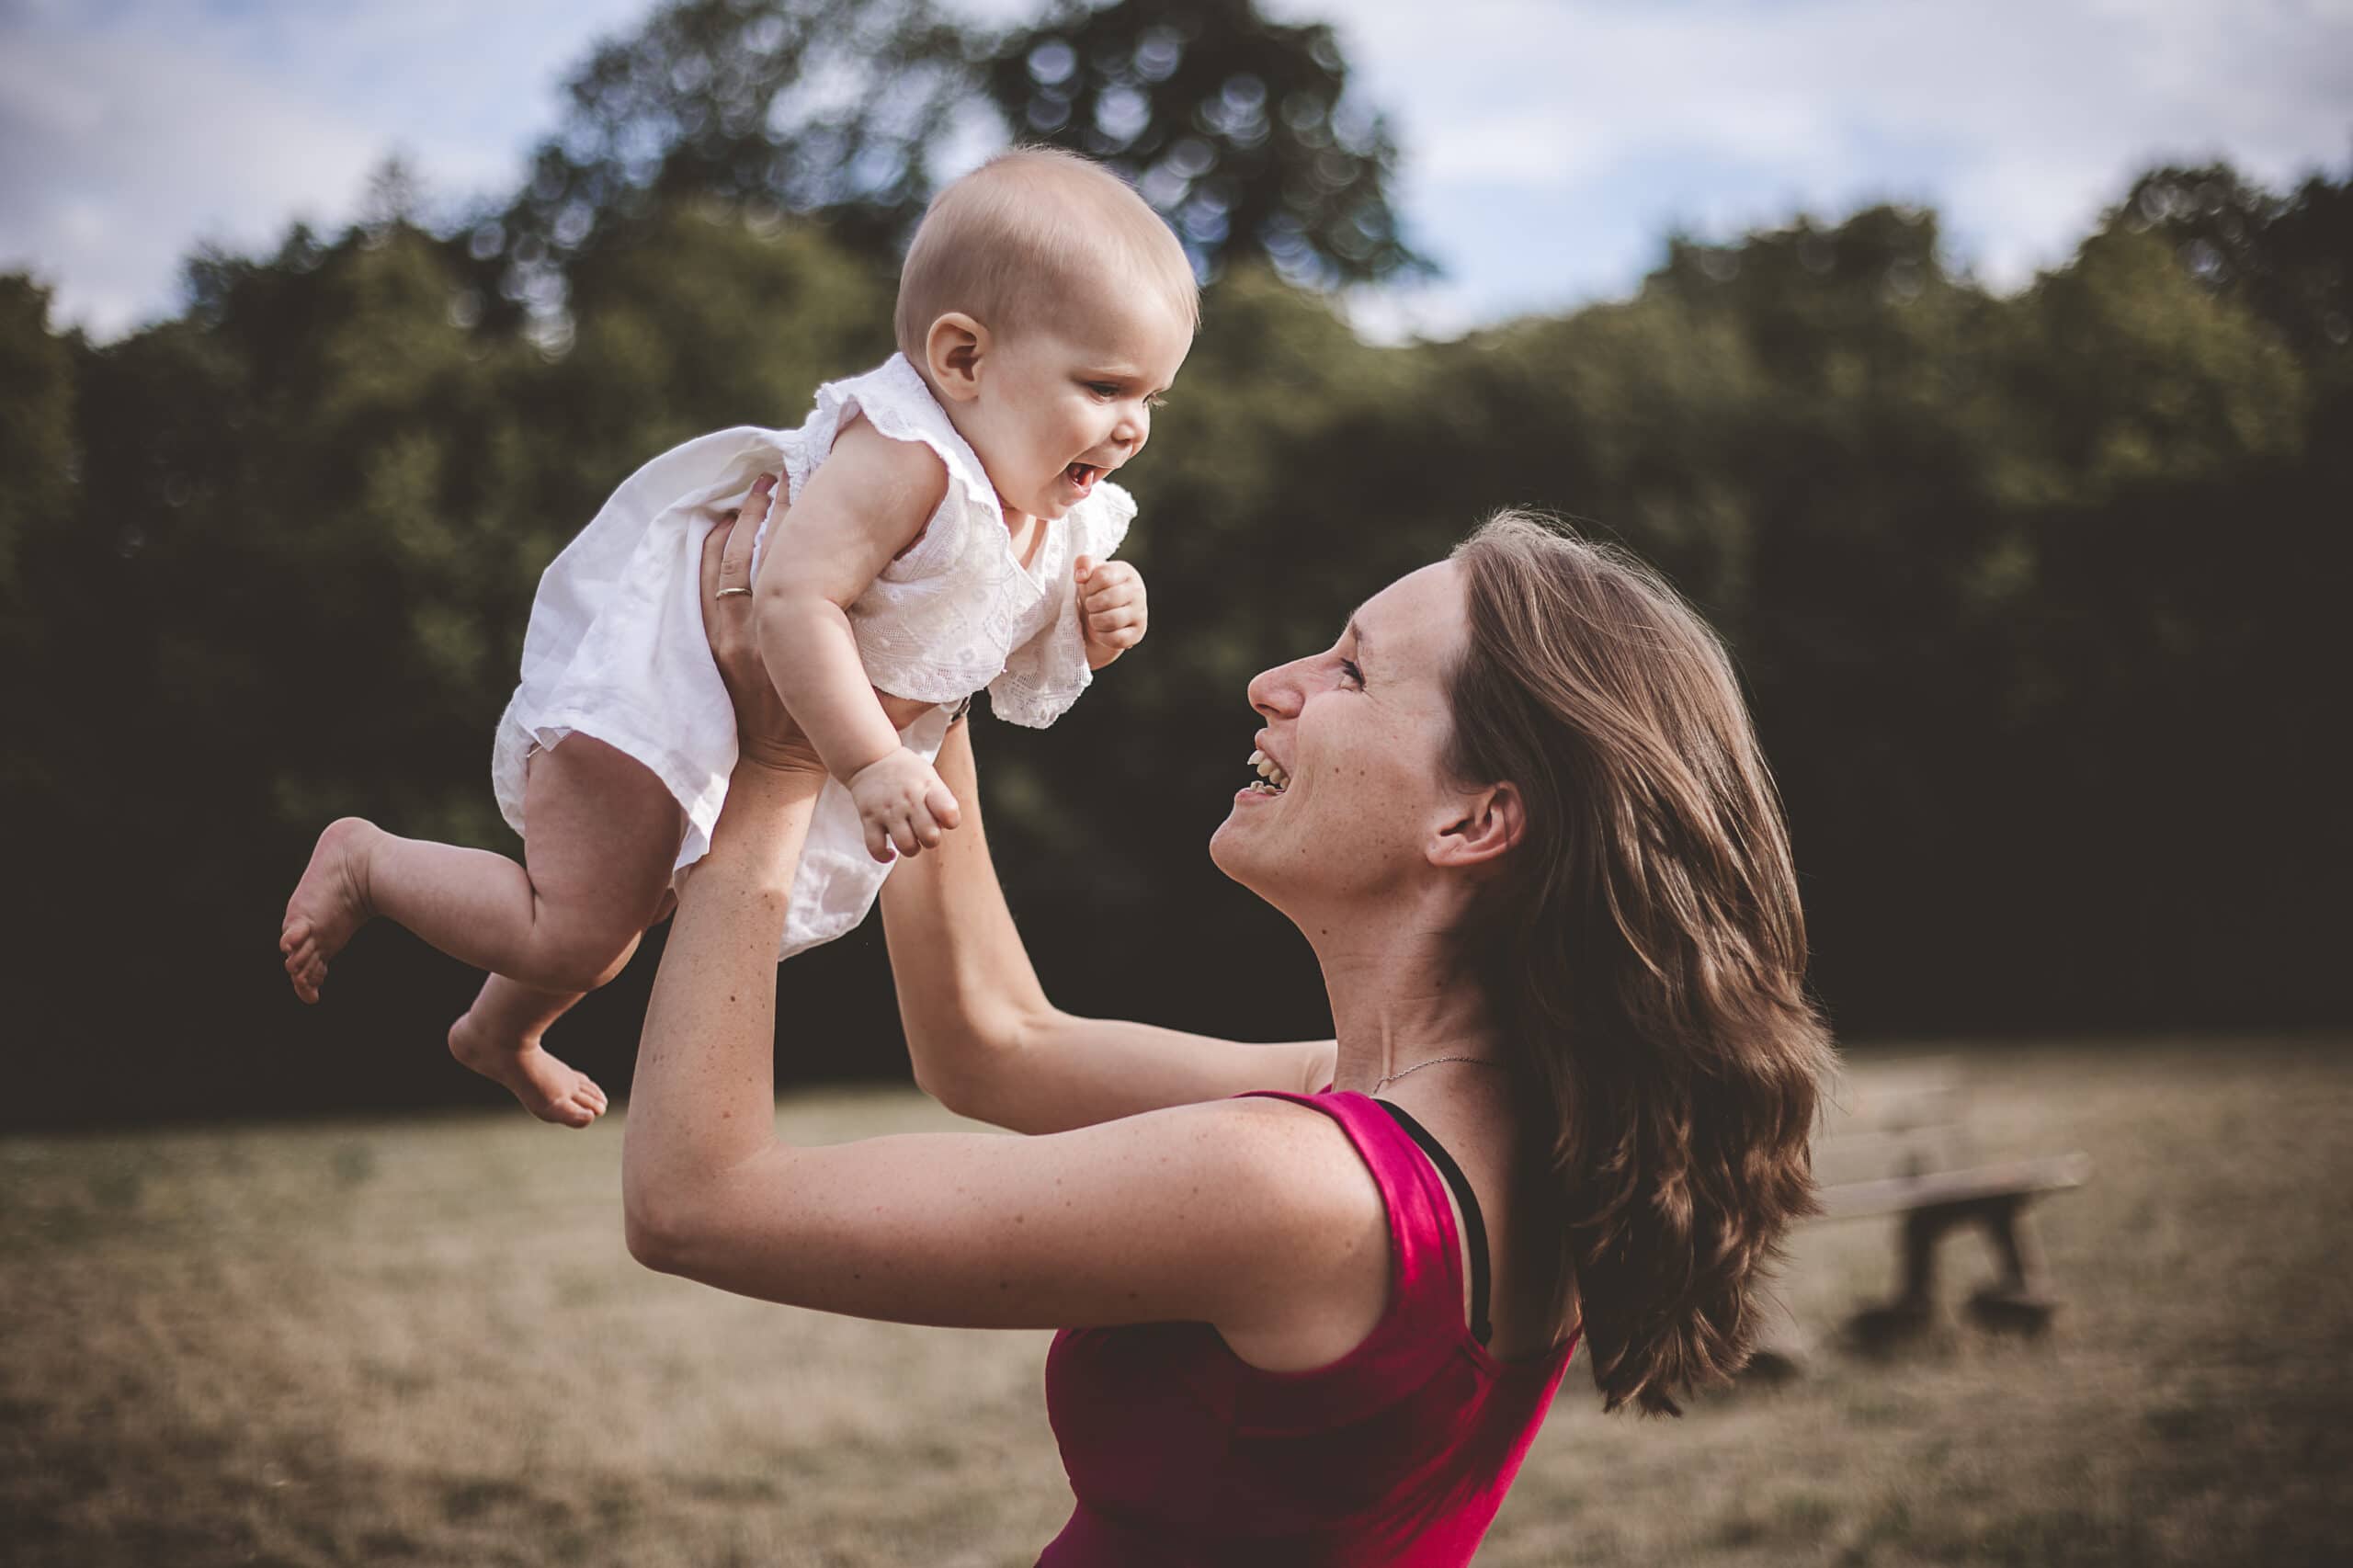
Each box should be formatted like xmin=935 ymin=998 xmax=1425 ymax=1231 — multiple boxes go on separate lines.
xmin=492 ymin=353 xmax=1133 ymax=958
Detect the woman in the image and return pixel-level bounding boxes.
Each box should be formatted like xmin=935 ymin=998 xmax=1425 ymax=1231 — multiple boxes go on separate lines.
xmin=623 ymin=486 xmax=1833 ymax=1565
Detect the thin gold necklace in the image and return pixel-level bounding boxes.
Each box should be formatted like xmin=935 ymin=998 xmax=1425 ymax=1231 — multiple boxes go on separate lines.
xmin=1373 ymin=1055 xmax=1499 ymax=1093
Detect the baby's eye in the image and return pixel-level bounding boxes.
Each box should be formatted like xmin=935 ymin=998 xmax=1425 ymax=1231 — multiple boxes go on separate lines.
xmin=1086 ymin=381 xmax=1120 ymax=398
xmin=1147 ymin=394 xmax=1169 ymax=409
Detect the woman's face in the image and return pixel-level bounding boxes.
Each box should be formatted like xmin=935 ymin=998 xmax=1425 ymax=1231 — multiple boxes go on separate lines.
xmin=1210 ymin=562 xmax=1473 ymax=912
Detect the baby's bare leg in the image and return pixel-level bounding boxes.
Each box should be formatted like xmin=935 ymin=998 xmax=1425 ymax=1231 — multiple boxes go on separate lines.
xmin=286 ymin=737 xmax=678 ymax=983
xmin=449 ymin=736 xmax=681 ymax=1123
xmin=448 ymin=884 xmax=677 ymax=1126
xmin=278 ymin=735 xmax=682 ymax=1124
xmin=449 ymin=975 xmax=604 ymax=1127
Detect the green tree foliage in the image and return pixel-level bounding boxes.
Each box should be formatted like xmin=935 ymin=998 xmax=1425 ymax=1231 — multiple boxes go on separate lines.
xmin=462 ymin=0 xmax=1425 ymax=336
xmin=2120 ymin=162 xmax=2353 ymax=370
xmin=0 ymin=276 xmax=76 ymax=629
xmin=478 ymin=0 xmax=972 ymax=323
xmin=6 ymin=121 xmax=2344 ymax=1125
xmin=984 ymin=0 xmax=1428 ymax=284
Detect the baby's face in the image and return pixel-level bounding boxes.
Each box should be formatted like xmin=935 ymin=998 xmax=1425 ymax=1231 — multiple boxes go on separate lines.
xmin=961 ymin=283 xmax=1191 ymax=522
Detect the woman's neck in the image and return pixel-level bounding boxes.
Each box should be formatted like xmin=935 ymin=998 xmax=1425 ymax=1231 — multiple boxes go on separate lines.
xmin=1317 ymin=940 xmax=1500 ymax=1096
xmin=1293 ymin=881 xmax=1499 ymax=1094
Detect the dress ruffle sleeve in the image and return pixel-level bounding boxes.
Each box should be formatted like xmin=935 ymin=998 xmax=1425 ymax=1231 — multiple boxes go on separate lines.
xmin=988 ymin=479 xmax=1136 ymax=729
xmin=790 ymin=357 xmax=1042 ymax=705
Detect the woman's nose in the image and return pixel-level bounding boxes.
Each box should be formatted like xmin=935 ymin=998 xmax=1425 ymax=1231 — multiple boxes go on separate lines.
xmin=1247 ymin=658 xmax=1304 ymax=720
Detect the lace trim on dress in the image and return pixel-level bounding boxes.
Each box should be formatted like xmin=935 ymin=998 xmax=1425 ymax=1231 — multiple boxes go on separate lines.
xmin=987 ymin=481 xmax=1135 ymax=728
xmin=807 ymin=355 xmax=997 ymax=581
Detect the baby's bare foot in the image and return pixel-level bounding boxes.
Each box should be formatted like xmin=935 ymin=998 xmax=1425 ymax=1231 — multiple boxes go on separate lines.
xmin=449 ymin=1012 xmax=608 ymax=1129
xmin=280 ymin=818 xmax=379 ymax=1004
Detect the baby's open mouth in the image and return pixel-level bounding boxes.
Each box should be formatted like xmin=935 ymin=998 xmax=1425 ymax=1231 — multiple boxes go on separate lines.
xmin=1064 ymin=461 xmax=1103 ymax=491
xmin=1245 ymin=748 xmax=1290 ymax=795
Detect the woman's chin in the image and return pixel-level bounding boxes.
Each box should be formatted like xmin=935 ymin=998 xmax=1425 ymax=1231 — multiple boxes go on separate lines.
xmin=1206 ymin=812 xmax=1257 ymax=884
xmin=1211 ymin=814 xmax=1327 ymax=935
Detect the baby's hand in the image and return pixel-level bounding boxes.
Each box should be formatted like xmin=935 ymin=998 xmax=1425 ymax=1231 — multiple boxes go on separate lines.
xmin=1076 ymin=555 xmax=1147 ymax=670
xmin=847 ymin=746 xmax=961 ymax=861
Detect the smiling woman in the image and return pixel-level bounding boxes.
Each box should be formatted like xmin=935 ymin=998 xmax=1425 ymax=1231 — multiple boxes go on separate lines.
xmin=624 ymin=490 xmax=1832 ymax=1564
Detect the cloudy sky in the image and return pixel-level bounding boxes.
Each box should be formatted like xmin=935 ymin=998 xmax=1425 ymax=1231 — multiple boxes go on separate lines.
xmin=4 ymin=0 xmax=2347 ymax=342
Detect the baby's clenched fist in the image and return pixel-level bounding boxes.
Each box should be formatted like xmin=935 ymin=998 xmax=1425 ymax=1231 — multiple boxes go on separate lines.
xmin=1076 ymin=555 xmax=1148 ymax=670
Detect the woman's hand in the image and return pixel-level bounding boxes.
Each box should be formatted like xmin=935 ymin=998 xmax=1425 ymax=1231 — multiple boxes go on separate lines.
xmin=701 ymin=477 xmax=824 ymax=777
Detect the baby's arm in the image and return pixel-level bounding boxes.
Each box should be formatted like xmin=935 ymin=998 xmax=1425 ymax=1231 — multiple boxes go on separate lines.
xmin=753 ymin=418 xmax=959 ymax=859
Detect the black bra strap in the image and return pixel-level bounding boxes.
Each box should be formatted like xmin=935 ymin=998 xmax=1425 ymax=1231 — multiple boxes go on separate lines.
xmin=1374 ymin=1101 xmax=1493 ymax=1346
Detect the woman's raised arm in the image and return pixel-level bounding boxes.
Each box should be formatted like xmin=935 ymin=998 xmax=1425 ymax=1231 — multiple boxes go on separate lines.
xmin=878 ymin=717 xmax=1335 ymax=1135
xmin=620 ymin=500 xmax=1379 ymax=1364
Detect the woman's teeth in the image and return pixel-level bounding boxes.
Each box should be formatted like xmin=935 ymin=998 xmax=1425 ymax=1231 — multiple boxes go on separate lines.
xmin=1246 ymin=748 xmax=1290 ymax=793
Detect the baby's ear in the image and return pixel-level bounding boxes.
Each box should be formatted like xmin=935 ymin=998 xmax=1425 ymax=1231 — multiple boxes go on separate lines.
xmin=925 ymin=312 xmax=988 ymax=402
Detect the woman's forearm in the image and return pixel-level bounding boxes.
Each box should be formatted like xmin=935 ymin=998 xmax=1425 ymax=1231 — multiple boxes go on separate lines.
xmin=877 ymin=722 xmax=1337 ymax=1134
xmin=622 ymin=760 xmax=825 ymax=1252
xmin=875 ymin=721 xmax=1058 ymax=1108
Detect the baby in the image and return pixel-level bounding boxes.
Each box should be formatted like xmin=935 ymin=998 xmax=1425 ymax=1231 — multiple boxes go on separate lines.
xmin=279 ymin=148 xmax=1196 ymax=1126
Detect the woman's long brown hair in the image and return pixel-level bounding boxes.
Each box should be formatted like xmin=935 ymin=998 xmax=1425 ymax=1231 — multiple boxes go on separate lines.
xmin=1446 ymin=513 xmax=1833 ymax=1415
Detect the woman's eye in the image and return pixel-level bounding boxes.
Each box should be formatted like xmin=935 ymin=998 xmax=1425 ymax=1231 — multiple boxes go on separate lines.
xmin=1339 ymin=658 xmax=1363 ymax=687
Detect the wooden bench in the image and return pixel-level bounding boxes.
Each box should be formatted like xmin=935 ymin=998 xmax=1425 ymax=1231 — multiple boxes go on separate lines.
xmin=1749 ymin=1061 xmax=2091 ymax=1374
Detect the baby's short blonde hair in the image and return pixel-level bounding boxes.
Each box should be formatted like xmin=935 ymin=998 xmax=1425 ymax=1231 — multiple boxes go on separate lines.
xmin=894 ymin=147 xmax=1199 ymax=361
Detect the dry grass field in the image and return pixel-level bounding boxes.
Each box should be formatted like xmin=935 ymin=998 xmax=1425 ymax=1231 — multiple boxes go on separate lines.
xmin=4 ymin=1035 xmax=2347 ymax=1567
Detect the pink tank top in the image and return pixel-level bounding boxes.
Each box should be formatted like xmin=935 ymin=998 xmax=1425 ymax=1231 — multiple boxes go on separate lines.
xmin=1036 ymin=1089 xmax=1580 ymax=1566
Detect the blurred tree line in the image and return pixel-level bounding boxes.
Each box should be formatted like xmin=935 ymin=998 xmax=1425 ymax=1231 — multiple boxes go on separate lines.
xmin=3 ymin=0 xmax=2345 ymax=1129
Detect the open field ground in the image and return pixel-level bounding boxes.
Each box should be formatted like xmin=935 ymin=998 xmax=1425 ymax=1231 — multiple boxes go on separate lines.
xmin=4 ymin=1035 xmax=2347 ymax=1566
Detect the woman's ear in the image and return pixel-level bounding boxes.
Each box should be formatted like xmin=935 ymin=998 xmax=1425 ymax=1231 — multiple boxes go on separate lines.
xmin=1429 ymin=781 xmax=1524 ymax=870
xmin=925 ymin=312 xmax=989 ymax=402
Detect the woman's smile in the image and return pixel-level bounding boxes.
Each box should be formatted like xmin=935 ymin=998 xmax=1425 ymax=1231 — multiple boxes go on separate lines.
xmin=1240 ymin=743 xmax=1292 ymax=800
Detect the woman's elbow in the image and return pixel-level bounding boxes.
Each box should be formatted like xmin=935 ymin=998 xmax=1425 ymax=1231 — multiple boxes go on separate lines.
xmin=906 ymin=1008 xmax=1034 ymax=1119
xmin=907 ymin=1046 xmax=977 ymax=1119
xmin=622 ymin=1183 xmax=707 ymax=1277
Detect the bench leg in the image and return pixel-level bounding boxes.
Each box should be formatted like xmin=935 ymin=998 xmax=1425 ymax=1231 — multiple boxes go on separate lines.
xmin=1965 ymin=1199 xmax=2062 ymax=1335
xmin=1846 ymin=1206 xmax=1950 ymax=1350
